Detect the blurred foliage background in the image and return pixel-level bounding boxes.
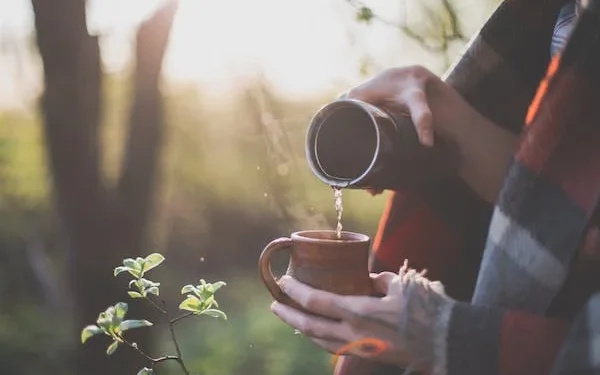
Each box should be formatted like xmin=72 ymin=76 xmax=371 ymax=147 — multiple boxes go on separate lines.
xmin=0 ymin=0 xmax=499 ymax=374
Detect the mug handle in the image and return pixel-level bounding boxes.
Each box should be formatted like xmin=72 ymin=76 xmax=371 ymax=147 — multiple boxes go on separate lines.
xmin=259 ymin=237 xmax=303 ymax=310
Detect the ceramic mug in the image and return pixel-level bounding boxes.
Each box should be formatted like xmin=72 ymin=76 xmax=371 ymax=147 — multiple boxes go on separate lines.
xmin=259 ymin=230 xmax=373 ymax=312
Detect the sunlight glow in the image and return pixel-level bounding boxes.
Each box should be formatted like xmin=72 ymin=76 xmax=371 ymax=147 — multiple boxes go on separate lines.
xmin=166 ymin=0 xmax=358 ymax=96
xmin=0 ymin=0 xmax=462 ymax=106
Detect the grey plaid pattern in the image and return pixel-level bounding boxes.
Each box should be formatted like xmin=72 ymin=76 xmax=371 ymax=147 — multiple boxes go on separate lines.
xmin=436 ymin=0 xmax=600 ymax=374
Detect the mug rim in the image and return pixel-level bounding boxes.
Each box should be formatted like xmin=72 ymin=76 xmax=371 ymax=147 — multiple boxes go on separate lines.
xmin=291 ymin=230 xmax=369 ymax=243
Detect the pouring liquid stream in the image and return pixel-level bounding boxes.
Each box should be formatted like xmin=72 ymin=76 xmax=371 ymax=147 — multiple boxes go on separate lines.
xmin=333 ymin=187 xmax=343 ymax=239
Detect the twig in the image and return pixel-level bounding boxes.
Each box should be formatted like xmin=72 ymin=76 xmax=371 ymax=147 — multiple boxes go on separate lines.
xmin=121 ymin=335 xmax=182 ymax=374
xmin=344 ymin=0 xmax=467 ymax=54
xmin=171 ymin=312 xmax=194 ymax=325
xmin=144 ymin=294 xmax=167 ymax=315
xmin=160 ymin=300 xmax=191 ymax=375
xmin=137 ymin=294 xmax=193 ymax=374
xmin=120 ymin=336 xmax=164 ymax=363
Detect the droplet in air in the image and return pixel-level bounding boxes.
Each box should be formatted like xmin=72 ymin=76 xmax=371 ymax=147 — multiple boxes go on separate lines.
xmin=263 ymin=193 xmax=268 ymax=198
xmin=200 ymin=257 xmax=205 ymax=262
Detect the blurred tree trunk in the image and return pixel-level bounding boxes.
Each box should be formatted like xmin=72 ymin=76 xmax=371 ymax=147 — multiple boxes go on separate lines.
xmin=31 ymin=0 xmax=178 ymax=374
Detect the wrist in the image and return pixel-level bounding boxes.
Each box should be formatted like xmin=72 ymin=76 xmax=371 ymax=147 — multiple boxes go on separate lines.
xmin=397 ymin=273 xmax=456 ymax=374
xmin=430 ymin=295 xmax=455 ymax=375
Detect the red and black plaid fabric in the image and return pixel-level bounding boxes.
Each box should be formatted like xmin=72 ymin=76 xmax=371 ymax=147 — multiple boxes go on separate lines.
xmin=335 ymin=0 xmax=600 ymax=374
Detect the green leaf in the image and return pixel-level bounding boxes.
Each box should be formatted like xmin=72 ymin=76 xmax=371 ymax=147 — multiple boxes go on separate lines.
xmin=128 ymin=269 xmax=141 ymax=278
xmin=201 ymin=309 xmax=227 ymax=320
xmin=200 ymin=288 xmax=215 ymax=303
xmin=137 ymin=368 xmax=153 ymax=375
xmin=180 ymin=284 xmax=196 ymax=294
xmin=121 ymin=258 xmax=142 ymax=278
xmin=133 ymin=278 xmax=161 ymax=297
xmin=106 ymin=306 xmax=116 ymax=316
xmin=135 ymin=257 xmax=146 ymax=274
xmin=115 ymin=302 xmax=128 ymax=321
xmin=211 ymin=281 xmax=227 ymax=292
xmin=140 ymin=278 xmax=160 ymax=289
xmin=97 ymin=312 xmax=112 ymax=331
xmin=123 ymin=258 xmax=137 ymax=269
xmin=143 ymin=253 xmax=165 ymax=273
xmin=119 ymin=319 xmax=153 ymax=332
xmin=110 ymin=303 xmax=126 ymax=329
xmin=81 ymin=325 xmax=103 ymax=344
xmin=114 ymin=266 xmax=131 ymax=277
xmin=179 ymin=296 xmax=202 ymax=313
xmin=106 ymin=340 xmax=119 ymax=355
xmin=201 ymin=295 xmax=216 ymax=309
xmin=128 ymin=291 xmax=143 ymax=299
xmin=145 ymin=286 xmax=160 ymax=296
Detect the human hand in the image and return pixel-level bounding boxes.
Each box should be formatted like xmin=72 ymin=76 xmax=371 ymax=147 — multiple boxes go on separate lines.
xmin=340 ymin=66 xmax=447 ymax=196
xmin=270 ymin=261 xmax=455 ymax=372
xmin=342 ymin=65 xmax=518 ymax=203
xmin=344 ymin=66 xmax=443 ymax=148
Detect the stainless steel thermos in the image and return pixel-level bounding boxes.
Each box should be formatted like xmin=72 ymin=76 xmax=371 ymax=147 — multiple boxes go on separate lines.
xmin=305 ymin=98 xmax=458 ymax=191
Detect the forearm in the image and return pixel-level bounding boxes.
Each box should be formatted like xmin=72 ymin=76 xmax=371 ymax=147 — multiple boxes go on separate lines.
xmin=428 ymin=77 xmax=520 ymax=204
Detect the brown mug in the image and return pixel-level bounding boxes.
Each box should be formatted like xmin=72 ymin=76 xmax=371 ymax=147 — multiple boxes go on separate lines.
xmin=259 ymin=230 xmax=373 ymax=312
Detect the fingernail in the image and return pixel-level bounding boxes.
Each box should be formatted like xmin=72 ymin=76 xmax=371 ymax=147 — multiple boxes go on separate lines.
xmin=420 ymin=131 xmax=434 ymax=147
xmin=278 ymin=276 xmax=291 ymax=291
xmin=271 ymin=301 xmax=280 ymax=313
xmin=368 ymin=188 xmax=384 ymax=196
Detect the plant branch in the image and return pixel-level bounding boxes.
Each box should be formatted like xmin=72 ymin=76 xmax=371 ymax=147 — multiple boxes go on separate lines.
xmin=144 ymin=294 xmax=167 ymax=315
xmin=345 ymin=0 xmax=467 ymax=53
xmin=154 ymin=356 xmax=180 ymax=363
xmin=171 ymin=312 xmax=194 ymax=325
xmin=161 ymin=300 xmax=191 ymax=375
xmin=120 ymin=336 xmax=159 ymax=363
xmin=121 ymin=335 xmax=182 ymax=372
xmin=134 ymin=292 xmax=192 ymax=374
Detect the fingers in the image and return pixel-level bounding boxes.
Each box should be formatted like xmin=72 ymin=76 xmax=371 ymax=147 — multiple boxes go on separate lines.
xmin=278 ymin=276 xmax=348 ymax=320
xmin=369 ymin=272 xmax=397 ymax=294
xmin=352 ymin=84 xmax=434 ymax=147
xmin=401 ymin=90 xmax=434 ymax=147
xmin=278 ymin=275 xmax=378 ymax=323
xmin=337 ymin=91 xmax=350 ymax=100
xmin=310 ymin=337 xmax=345 ymax=355
xmin=348 ymin=67 xmax=436 ymax=148
xmin=271 ymin=301 xmax=349 ymax=341
xmin=345 ymin=81 xmax=376 ymax=103
xmin=428 ymin=280 xmax=446 ymax=294
xmin=310 ymin=337 xmax=388 ymax=358
xmin=366 ymin=188 xmax=385 ymax=196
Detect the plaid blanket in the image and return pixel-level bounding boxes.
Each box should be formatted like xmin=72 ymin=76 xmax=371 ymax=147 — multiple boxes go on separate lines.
xmin=335 ymin=0 xmax=600 ymax=374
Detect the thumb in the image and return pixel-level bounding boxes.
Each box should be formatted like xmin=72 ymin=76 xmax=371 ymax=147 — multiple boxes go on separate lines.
xmin=369 ymin=272 xmax=397 ymax=294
